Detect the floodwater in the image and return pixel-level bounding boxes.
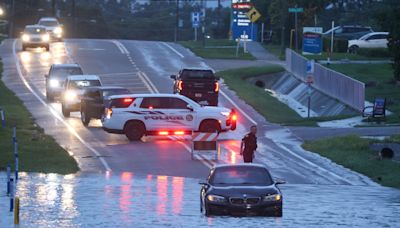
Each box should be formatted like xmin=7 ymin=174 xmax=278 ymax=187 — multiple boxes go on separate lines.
xmin=1 ymin=172 xmax=399 ymax=227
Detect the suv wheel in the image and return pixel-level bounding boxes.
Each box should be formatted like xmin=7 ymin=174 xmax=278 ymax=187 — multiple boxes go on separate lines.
xmin=61 ymin=104 xmax=70 ymax=117
xmin=349 ymin=45 xmax=359 ymax=54
xmin=124 ymin=121 xmax=145 ymax=141
xmin=80 ymin=109 xmax=90 ymax=126
xmin=199 ymin=120 xmax=220 ymax=133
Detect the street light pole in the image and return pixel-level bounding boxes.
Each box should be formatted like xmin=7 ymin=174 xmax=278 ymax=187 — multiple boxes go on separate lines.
xmin=294 ymin=4 xmax=298 ymax=51
xmin=8 ymin=0 xmax=15 ymax=38
xmin=174 ymin=0 xmax=179 ymax=42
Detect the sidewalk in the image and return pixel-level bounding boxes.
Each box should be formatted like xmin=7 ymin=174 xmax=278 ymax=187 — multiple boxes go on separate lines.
xmin=1 ymin=172 xmax=399 ymax=227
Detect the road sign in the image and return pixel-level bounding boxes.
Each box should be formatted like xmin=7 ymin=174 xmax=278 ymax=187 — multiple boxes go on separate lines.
xmin=306 ymin=60 xmax=315 ymax=74
xmin=303 ymin=27 xmax=323 ymax=55
xmin=191 ymin=12 xmax=200 ymax=28
xmin=246 ymin=7 xmax=261 ymax=23
xmin=288 ymin=7 xmax=304 ymax=13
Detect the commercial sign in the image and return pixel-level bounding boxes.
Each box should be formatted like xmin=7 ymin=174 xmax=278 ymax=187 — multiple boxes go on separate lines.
xmin=302 ymin=27 xmax=323 ymax=55
xmin=231 ymin=0 xmax=258 ymax=41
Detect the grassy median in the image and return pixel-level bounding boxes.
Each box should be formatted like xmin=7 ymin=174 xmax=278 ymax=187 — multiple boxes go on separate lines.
xmin=0 ymin=61 xmax=79 ymax=174
xmin=303 ymin=135 xmax=400 ymax=188
xmin=179 ymin=39 xmax=255 ymax=60
xmin=328 ymin=64 xmax=400 ymax=124
xmin=217 ymin=66 xmax=347 ymax=126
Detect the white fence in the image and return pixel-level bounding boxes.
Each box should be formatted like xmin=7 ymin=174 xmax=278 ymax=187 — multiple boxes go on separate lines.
xmin=285 ymin=49 xmax=365 ymax=112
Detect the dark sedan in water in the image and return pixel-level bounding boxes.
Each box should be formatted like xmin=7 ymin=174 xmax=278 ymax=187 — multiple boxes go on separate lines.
xmin=200 ymin=164 xmax=285 ymax=217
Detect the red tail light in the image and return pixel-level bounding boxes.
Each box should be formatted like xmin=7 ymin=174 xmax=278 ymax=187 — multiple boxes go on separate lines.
xmin=123 ymin=98 xmax=133 ymax=103
xmin=178 ymin=80 xmax=183 ymax=91
xmin=214 ymin=82 xmax=219 ymax=92
xmin=174 ymin=131 xmax=185 ymax=135
xmin=231 ymin=114 xmax=237 ymax=121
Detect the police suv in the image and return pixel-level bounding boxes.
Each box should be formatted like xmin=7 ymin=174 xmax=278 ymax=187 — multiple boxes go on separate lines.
xmin=102 ymin=94 xmax=237 ymax=141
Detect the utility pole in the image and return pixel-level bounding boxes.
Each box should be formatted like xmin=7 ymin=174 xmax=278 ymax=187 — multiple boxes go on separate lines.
xmin=8 ymin=0 xmax=15 ymax=38
xmin=72 ymin=0 xmax=76 ymax=36
xmin=294 ymin=4 xmax=298 ymax=51
xmin=174 ymin=0 xmax=179 ymax=42
xmin=52 ymin=0 xmax=56 ymax=17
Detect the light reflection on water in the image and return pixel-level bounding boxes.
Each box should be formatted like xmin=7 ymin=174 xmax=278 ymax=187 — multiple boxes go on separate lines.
xmin=1 ymin=172 xmax=399 ymax=227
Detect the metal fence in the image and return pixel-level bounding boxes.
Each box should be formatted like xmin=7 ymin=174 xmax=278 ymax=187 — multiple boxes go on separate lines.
xmin=285 ymin=49 xmax=365 ymax=112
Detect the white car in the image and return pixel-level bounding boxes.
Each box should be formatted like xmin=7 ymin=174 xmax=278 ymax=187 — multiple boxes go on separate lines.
xmin=21 ymin=25 xmax=50 ymax=51
xmin=38 ymin=17 xmax=63 ymax=41
xmin=102 ymin=94 xmax=237 ymax=141
xmin=61 ymin=75 xmax=102 ymax=117
xmin=348 ymin=32 xmax=389 ymax=53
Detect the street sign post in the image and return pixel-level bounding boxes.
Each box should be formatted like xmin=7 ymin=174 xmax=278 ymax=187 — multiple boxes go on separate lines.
xmin=191 ymin=12 xmax=200 ymax=41
xmin=231 ymin=1 xmax=257 ymax=41
xmin=288 ymin=7 xmax=303 ymax=51
xmin=306 ymin=60 xmax=315 ymax=118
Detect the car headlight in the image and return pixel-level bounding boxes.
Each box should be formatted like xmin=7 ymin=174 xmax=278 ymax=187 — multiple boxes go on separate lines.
xmin=207 ymin=195 xmax=226 ymax=203
xmin=42 ymin=34 xmax=50 ymax=42
xmin=264 ymin=194 xmax=281 ymax=202
xmin=220 ymin=111 xmax=230 ymax=117
xmin=54 ymin=27 xmax=62 ymax=34
xmin=64 ymin=90 xmax=77 ymax=102
xmin=49 ymin=79 xmax=60 ymax=88
xmin=22 ymin=34 xmax=30 ymax=42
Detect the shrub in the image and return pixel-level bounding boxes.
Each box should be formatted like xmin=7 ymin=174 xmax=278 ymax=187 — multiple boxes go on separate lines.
xmin=323 ymin=37 xmax=348 ymax=53
xmin=357 ymin=48 xmax=391 ymax=58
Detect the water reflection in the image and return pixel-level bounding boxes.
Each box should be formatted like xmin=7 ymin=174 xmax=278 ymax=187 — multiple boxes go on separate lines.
xmin=156 ymin=175 xmax=168 ymax=215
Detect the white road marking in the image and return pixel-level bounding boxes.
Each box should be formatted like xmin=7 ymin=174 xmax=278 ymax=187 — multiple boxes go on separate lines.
xmin=111 ymin=40 xmax=129 ymax=54
xmin=12 ymin=39 xmax=111 ymax=172
xmin=162 ymin=42 xmax=184 ymax=58
xmin=78 ymin=48 xmax=105 ymax=51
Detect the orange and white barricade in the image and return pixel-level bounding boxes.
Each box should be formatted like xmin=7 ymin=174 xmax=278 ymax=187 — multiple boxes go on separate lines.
xmin=191 ymin=132 xmax=219 ymax=160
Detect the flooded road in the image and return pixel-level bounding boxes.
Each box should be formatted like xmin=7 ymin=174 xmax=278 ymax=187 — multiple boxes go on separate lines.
xmin=1 ymin=172 xmax=399 ymax=227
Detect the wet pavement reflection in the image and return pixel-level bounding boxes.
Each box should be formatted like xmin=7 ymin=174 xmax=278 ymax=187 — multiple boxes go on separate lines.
xmin=1 ymin=172 xmax=399 ymax=227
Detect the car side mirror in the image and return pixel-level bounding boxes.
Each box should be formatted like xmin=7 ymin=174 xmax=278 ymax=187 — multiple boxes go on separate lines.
xmin=198 ymin=180 xmax=208 ymax=185
xmin=170 ymin=75 xmax=176 ymax=80
xmin=275 ymin=179 xmax=286 ymax=185
xmin=186 ymin=104 xmax=194 ymax=111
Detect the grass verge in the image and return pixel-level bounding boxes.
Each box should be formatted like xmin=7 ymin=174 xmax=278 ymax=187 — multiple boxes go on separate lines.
xmin=302 ymin=135 xmax=400 ymax=188
xmin=217 ymin=66 xmax=351 ymax=126
xmin=179 ymin=39 xmax=255 ymax=60
xmin=328 ymin=64 xmax=400 ymax=123
xmin=0 ymin=61 xmax=79 ymax=174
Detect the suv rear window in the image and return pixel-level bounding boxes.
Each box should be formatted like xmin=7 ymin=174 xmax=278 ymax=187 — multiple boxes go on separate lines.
xmin=180 ymin=70 xmax=215 ymax=80
xmin=51 ymin=67 xmax=83 ymax=79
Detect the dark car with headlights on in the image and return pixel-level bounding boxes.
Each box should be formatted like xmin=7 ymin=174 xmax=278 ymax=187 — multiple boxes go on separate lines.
xmin=45 ymin=63 xmax=83 ymax=102
xmin=199 ymin=164 xmax=284 ymax=217
xmin=80 ymin=86 xmax=130 ymax=126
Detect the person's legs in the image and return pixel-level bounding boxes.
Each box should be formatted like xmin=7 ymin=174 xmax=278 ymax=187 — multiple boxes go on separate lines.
xmin=243 ymin=152 xmax=253 ymax=163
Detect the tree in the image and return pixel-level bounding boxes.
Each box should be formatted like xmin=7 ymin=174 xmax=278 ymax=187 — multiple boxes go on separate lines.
xmin=375 ymin=2 xmax=400 ymax=81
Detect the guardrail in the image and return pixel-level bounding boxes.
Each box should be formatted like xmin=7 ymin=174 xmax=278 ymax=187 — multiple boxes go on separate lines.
xmin=285 ymin=48 xmax=365 ymax=112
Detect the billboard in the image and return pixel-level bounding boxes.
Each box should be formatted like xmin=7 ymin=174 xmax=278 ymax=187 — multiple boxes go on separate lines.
xmin=231 ymin=0 xmax=258 ymax=41
xmin=302 ymin=27 xmax=323 ymax=55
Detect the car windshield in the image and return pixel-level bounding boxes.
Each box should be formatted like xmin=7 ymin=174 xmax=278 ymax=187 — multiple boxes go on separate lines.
xmin=69 ymin=80 xmax=101 ymax=90
xmin=39 ymin=20 xmax=58 ymax=27
xmin=210 ymin=166 xmax=273 ymax=186
xmin=181 ymin=70 xmax=215 ymax=80
xmin=102 ymin=89 xmax=130 ymax=97
xmin=52 ymin=67 xmax=83 ymax=79
xmin=25 ymin=27 xmax=46 ymax=34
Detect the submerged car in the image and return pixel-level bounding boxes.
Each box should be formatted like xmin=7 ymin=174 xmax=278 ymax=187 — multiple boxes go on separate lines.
xmin=199 ymin=164 xmax=284 ymax=217
xmin=21 ymin=25 xmax=50 ymax=51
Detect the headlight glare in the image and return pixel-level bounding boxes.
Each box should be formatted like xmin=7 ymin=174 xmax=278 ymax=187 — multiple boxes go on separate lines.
xmin=54 ymin=27 xmax=62 ymax=34
xmin=42 ymin=34 xmax=50 ymax=42
xmin=264 ymin=194 xmax=281 ymax=202
xmin=22 ymin=34 xmax=30 ymax=42
xmin=64 ymin=90 xmax=77 ymax=102
xmin=207 ymin=195 xmax=226 ymax=203
xmin=49 ymin=79 xmax=60 ymax=88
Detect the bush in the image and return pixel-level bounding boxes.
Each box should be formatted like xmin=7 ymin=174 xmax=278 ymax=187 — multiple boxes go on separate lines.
xmin=357 ymin=48 xmax=391 ymax=58
xmin=323 ymin=37 xmax=348 ymax=53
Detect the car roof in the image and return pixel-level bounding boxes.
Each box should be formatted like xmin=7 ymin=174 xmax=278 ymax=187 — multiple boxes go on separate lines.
xmin=51 ymin=63 xmax=81 ymax=68
xmin=181 ymin=68 xmax=213 ymax=71
xmin=213 ymin=163 xmax=268 ymax=169
xmin=365 ymin=32 xmax=389 ymax=35
xmin=39 ymin=17 xmax=58 ymax=21
xmin=67 ymin=75 xmax=100 ymax=80
xmin=108 ymin=93 xmax=185 ymax=99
